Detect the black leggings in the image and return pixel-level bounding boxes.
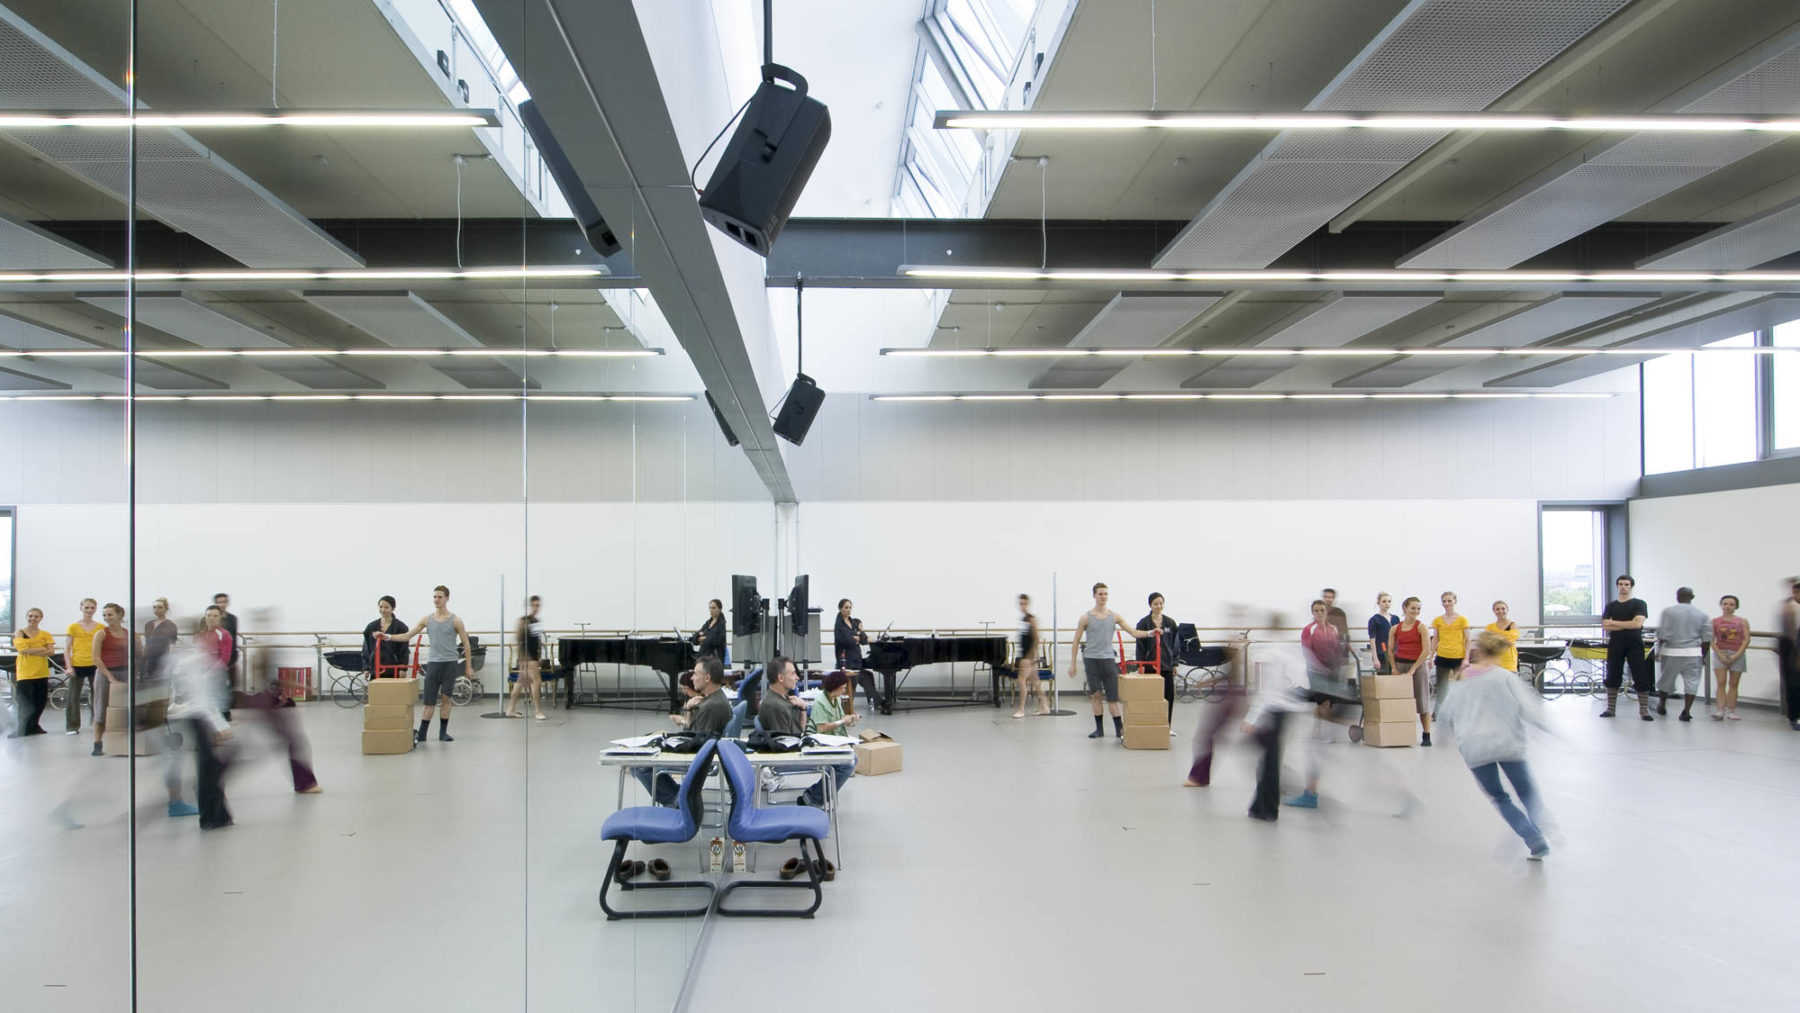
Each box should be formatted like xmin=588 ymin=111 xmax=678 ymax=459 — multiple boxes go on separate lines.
xmin=1606 ymin=640 xmax=1652 ymax=692
xmin=1780 ymin=637 xmax=1799 ymax=722
xmin=13 ymin=678 xmax=49 ymax=734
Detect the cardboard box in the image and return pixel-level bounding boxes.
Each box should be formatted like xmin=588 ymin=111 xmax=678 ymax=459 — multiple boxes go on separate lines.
xmin=362 ymin=728 xmax=416 ymax=755
xmin=1122 ymin=698 xmax=1166 ymax=726
xmin=1118 ymin=675 xmax=1164 ymax=702
xmin=1121 ymin=724 xmax=1170 ymax=749
xmin=1359 ymin=674 xmax=1414 ymax=700
xmin=365 ymin=678 xmax=420 ymax=707
xmin=362 ymin=704 xmax=416 ymax=731
xmin=854 ymin=731 xmax=902 ymax=775
xmin=102 ymin=729 xmax=161 ymax=756
xmin=1361 ymin=720 xmax=1417 ymax=747
xmin=1362 ymin=696 xmax=1418 ymax=724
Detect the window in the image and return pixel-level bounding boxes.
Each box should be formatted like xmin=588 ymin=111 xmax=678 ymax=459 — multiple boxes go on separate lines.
xmin=1541 ymin=508 xmax=1606 ymax=620
xmin=1776 ymin=320 xmax=1800 ymax=451
xmin=0 ymin=506 xmax=11 ymax=633
xmin=1641 ymin=333 xmax=1758 ymax=474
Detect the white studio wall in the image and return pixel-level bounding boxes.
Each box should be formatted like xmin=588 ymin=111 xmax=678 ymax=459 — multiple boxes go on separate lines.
xmin=795 ymin=498 xmax=1544 ymax=641
xmin=1630 ymin=484 xmax=1800 ymax=705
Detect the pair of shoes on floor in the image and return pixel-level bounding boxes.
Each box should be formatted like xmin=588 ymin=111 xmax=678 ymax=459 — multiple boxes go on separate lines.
xmin=167 ymin=800 xmax=199 ymax=818
xmin=1282 ymin=790 xmax=1319 ymax=809
xmin=616 ymin=860 xmax=647 ymax=884
xmin=780 ymin=857 xmax=806 ymax=880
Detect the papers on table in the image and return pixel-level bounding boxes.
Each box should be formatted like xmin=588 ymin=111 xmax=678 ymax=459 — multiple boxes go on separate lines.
xmin=604 ymin=733 xmax=661 ymax=755
xmin=806 ymin=733 xmax=857 ymax=748
xmin=801 ymin=746 xmax=854 ymax=756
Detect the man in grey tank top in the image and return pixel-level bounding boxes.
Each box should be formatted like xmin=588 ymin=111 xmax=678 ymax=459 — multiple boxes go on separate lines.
xmin=1068 ymin=583 xmax=1158 ymax=739
xmin=381 ymin=585 xmax=473 ymax=743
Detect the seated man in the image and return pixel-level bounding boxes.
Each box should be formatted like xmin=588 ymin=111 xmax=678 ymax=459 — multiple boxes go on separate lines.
xmin=759 ymin=657 xmax=855 ymax=809
xmin=635 ymin=656 xmax=731 ymax=806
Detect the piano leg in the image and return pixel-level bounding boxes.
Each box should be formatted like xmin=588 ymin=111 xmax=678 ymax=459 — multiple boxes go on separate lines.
xmin=665 ymin=672 xmax=681 ymax=715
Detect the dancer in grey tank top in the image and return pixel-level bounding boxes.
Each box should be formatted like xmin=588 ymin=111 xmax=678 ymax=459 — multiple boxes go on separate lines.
xmin=1068 ymin=583 xmax=1158 ymax=739
xmin=381 ymin=585 xmax=472 ymax=743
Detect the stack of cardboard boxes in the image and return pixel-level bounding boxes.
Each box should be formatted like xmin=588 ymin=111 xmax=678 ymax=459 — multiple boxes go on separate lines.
xmin=1359 ymin=672 xmax=1417 ymax=747
xmin=362 ymin=677 xmax=419 ymax=754
xmin=1119 ymin=673 xmax=1168 ymax=749
xmin=102 ymin=696 xmax=166 ymax=756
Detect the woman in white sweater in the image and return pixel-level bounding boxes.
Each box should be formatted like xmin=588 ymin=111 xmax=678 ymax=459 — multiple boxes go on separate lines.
xmin=1436 ymin=631 xmax=1552 ymax=860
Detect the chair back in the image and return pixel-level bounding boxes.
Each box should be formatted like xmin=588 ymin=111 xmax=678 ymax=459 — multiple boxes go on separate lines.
xmin=716 ymin=739 xmax=757 ymax=838
xmin=673 ymin=738 xmax=720 ymax=832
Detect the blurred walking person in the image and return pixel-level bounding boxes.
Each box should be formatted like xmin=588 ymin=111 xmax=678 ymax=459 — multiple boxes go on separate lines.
xmin=1436 ymin=632 xmax=1552 ymax=860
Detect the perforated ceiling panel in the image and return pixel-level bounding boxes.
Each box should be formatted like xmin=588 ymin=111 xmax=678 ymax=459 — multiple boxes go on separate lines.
xmin=0 ymin=10 xmax=363 ymax=269
xmin=0 ymin=365 xmax=67 ymax=390
xmin=1401 ymin=37 xmax=1800 ymax=269
xmin=1181 ymin=294 xmax=1437 ymax=387
xmin=306 ymin=290 xmax=531 ymax=390
xmin=306 ymin=292 xmax=483 ymax=347
xmin=79 ymin=294 xmax=287 ymax=348
xmin=1487 ymin=294 xmax=1799 ymax=386
xmin=1155 ymin=0 xmax=1629 ymax=268
xmin=1028 ymin=293 xmax=1220 ymax=388
xmin=1443 ymin=294 xmax=1655 ymax=347
xmin=0 ymin=211 xmax=109 ymax=269
xmin=1639 ymin=195 xmax=1800 ymax=270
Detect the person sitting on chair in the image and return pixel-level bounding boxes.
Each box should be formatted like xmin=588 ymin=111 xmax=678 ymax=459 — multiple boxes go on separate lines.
xmin=636 ymin=656 xmax=731 ymax=807
xmin=760 ymin=657 xmax=854 ymax=808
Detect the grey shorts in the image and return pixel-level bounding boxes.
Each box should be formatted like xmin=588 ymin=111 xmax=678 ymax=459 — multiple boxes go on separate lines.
xmin=421 ymin=661 xmax=459 ymax=706
xmin=1083 ymin=657 xmax=1120 ymax=702
xmin=1717 ymin=653 xmax=1747 ymax=674
xmin=1657 ymin=655 xmax=1703 ymax=694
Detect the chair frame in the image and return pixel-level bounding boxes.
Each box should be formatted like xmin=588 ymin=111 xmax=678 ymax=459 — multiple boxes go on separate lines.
xmin=714 ymin=740 xmax=828 ymax=918
xmin=598 ymin=740 xmax=720 ymax=920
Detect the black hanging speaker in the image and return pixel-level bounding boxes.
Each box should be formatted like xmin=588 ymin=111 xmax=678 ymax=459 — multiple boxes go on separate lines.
xmin=771 ymin=373 xmax=825 ymax=445
xmin=698 ymin=65 xmax=831 ymax=255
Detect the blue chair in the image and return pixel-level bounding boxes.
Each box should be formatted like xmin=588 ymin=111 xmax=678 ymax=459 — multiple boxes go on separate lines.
xmin=598 ymin=739 xmax=719 ymax=920
xmin=714 ymin=740 xmax=830 ymax=918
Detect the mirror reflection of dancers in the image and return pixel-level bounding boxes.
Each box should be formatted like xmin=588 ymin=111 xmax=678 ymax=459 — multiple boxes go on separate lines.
xmin=506 ymin=595 xmax=548 ymax=720
xmin=692 ymin=598 xmax=727 ymax=663
xmin=837 ymin=598 xmax=888 ymax=715
xmin=1012 ymin=595 xmax=1048 ymax=718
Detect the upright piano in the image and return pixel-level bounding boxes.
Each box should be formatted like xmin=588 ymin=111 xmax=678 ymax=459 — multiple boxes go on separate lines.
xmin=557 ymin=636 xmax=696 ymax=711
xmin=863 ymin=634 xmax=1010 ymax=710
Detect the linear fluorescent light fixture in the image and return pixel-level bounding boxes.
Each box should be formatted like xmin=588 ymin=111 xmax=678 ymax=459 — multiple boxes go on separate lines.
xmin=0 ymin=109 xmax=501 ymax=129
xmin=934 ymin=111 xmax=1800 ymax=133
xmin=0 ymin=349 xmax=662 ymax=359
xmin=879 ymin=346 xmax=1790 ymax=359
xmin=899 ymin=266 xmax=1800 ymax=287
xmin=0 ymin=266 xmax=605 ymax=284
xmin=871 ymin=392 xmax=1613 ymax=403
xmin=0 ymin=393 xmax=693 ymax=403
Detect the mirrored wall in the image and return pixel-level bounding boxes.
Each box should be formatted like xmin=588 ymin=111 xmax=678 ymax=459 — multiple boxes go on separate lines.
xmin=1 ymin=1 xmax=768 ymax=1008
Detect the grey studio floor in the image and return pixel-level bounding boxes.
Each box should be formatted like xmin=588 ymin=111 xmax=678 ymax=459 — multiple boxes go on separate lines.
xmin=5 ymin=691 xmax=1800 ymax=1013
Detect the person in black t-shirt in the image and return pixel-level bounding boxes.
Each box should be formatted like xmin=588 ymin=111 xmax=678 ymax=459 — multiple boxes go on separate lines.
xmin=1599 ymin=574 xmax=1652 ymax=720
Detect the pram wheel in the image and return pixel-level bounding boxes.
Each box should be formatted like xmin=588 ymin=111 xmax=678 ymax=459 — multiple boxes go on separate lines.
xmin=1348 ymin=724 xmax=1363 ymax=744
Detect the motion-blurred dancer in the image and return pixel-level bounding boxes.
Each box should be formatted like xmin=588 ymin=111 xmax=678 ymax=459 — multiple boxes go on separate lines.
xmin=1184 ymin=612 xmax=1246 ymax=788
xmin=1780 ymin=578 xmax=1800 ymax=731
xmin=167 ymin=643 xmax=235 ymax=830
xmin=1242 ymin=634 xmax=1313 ymax=822
xmin=1436 ymin=632 xmax=1552 ymax=860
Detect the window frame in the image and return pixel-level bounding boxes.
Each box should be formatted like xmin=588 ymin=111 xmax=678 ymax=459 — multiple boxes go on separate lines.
xmin=1537 ymin=502 xmax=1628 ymax=627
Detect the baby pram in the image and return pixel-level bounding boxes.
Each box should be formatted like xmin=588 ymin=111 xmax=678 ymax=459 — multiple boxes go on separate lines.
xmin=1172 ymin=624 xmax=1236 ymax=702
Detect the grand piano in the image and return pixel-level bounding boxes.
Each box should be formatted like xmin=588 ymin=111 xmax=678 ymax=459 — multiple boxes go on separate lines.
xmin=557 ymin=636 xmax=696 ymax=711
xmin=863 ymin=634 xmax=1010 ymax=710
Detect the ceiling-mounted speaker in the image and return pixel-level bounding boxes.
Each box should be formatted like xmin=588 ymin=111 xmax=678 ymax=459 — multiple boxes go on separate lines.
xmin=518 ymin=99 xmax=622 ymax=257
xmin=771 ymin=373 xmax=825 ymax=446
xmin=704 ymin=390 xmax=739 ymax=447
xmin=698 ymin=65 xmax=830 ymax=255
